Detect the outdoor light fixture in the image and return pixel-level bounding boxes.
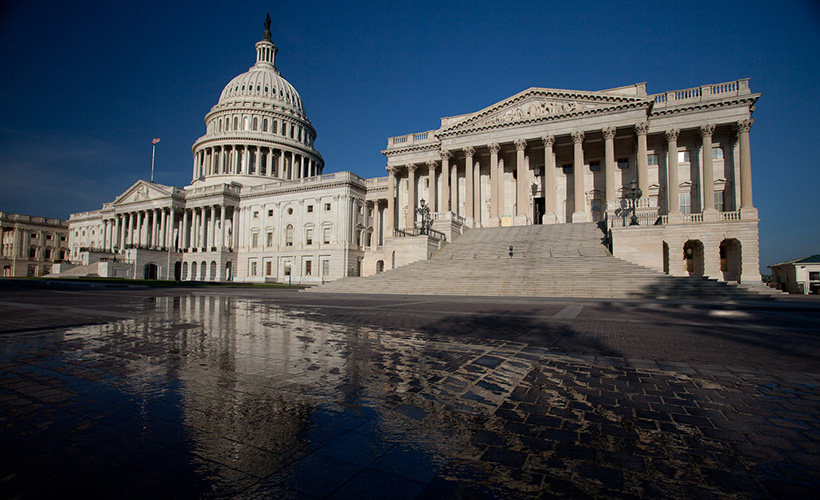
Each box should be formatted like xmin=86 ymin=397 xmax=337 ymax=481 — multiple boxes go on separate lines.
xmin=415 ymin=199 xmax=433 ymax=235
xmin=626 ymin=178 xmax=643 ymax=226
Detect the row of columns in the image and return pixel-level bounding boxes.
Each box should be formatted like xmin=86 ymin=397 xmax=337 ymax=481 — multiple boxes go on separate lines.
xmin=384 ymin=119 xmax=755 ymax=230
xmin=98 ymin=205 xmax=241 ymax=253
xmin=193 ymin=145 xmax=320 ymax=181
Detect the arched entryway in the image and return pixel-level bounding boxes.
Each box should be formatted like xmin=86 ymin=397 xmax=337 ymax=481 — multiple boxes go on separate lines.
xmin=3 ymin=265 xmax=11 ymax=277
xmin=225 ymin=261 xmax=232 ymax=281
xmin=143 ymin=263 xmax=158 ymax=280
xmin=683 ymin=240 xmax=705 ymax=277
xmin=209 ymin=261 xmax=217 ymax=281
xmin=190 ymin=262 xmax=197 ymax=281
xmin=662 ymin=242 xmax=670 ymax=275
xmin=720 ymin=239 xmax=742 ymax=283
xmin=376 ymin=260 xmax=384 ymax=273
xmin=174 ymin=262 xmax=182 ymax=281
xmin=182 ymin=262 xmax=189 ymax=281
xmin=200 ymin=261 xmax=207 ymax=280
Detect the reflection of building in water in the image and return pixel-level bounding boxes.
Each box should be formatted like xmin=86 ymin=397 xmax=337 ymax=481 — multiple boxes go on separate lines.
xmin=65 ymin=16 xmax=763 ymax=286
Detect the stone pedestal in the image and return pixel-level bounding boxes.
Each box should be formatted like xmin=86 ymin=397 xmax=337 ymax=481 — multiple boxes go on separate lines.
xmin=572 ymin=211 xmax=588 ymax=223
xmin=702 ymin=208 xmax=719 ymax=222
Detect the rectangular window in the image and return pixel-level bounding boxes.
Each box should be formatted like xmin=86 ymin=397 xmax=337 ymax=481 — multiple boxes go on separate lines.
xmin=305 ymin=260 xmax=312 ymax=276
xmin=357 ymin=205 xmax=363 ymax=214
xmin=268 ymin=209 xmax=273 ymax=216
xmin=307 ymin=205 xmax=313 ymax=213
xmin=323 ymin=227 xmax=330 ymax=244
xmin=250 ymin=261 xmax=257 ymax=276
xmin=266 ymin=231 xmax=273 ymax=247
xmin=31 ymin=232 xmax=37 ymax=239
xmin=588 ymin=161 xmax=601 ymax=172
xmin=324 ymin=203 xmax=331 ymax=211
xmin=253 ymin=211 xmax=259 ymax=219
xmin=712 ymin=147 xmax=724 ymax=159
xmin=46 ymin=234 xmax=53 ymax=240
xmin=284 ymin=263 xmax=291 ymax=276
xmin=648 ymin=154 xmax=659 ymax=166
xmin=322 ymin=259 xmax=330 ymax=277
xmin=562 ymin=164 xmax=572 ymax=174
xmin=60 ymin=236 xmax=66 ymax=241
xmin=306 ymin=229 xmax=313 ymax=245
xmin=678 ymin=151 xmax=690 ymax=163
xmin=714 ymin=190 xmax=724 ymax=212
xmin=265 ymin=261 xmax=272 ymax=276
xmin=29 ymin=248 xmax=36 ymax=258
xmin=809 ymin=272 xmax=819 ymax=281
xmin=252 ymin=233 xmax=258 ymax=248
xmin=617 ymin=158 xmax=629 ymax=170
xmin=680 ymin=193 xmax=692 ymax=215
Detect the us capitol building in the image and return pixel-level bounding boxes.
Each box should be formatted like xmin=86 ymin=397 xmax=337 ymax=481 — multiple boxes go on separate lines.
xmin=64 ymin=18 xmax=761 ymax=286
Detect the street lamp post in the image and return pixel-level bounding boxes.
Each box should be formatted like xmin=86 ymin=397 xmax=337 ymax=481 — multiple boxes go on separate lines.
xmin=416 ymin=199 xmax=432 ymax=235
xmin=626 ymin=178 xmax=643 ymax=226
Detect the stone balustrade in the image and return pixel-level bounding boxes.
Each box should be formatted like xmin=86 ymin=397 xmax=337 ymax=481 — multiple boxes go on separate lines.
xmin=386 ymin=130 xmax=438 ymax=148
xmin=652 ymin=79 xmax=750 ymax=107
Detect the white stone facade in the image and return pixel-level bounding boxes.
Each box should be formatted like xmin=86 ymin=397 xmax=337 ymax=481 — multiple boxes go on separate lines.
xmin=67 ymin=17 xmax=763 ymax=285
xmin=380 ymin=80 xmax=762 ymax=283
xmin=1 ymin=212 xmax=69 ymax=277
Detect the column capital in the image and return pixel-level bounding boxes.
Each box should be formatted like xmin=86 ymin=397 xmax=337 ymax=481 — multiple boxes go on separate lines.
xmin=488 ymin=142 xmax=501 ymax=154
xmin=736 ymin=118 xmax=754 ymax=133
xmin=541 ymin=135 xmax=555 ymax=148
xmin=699 ymin=123 xmax=715 ymax=138
xmin=406 ymin=163 xmax=418 ymax=174
xmin=634 ymin=122 xmax=649 ymax=136
xmin=463 ymin=145 xmax=476 ymax=157
xmin=571 ymin=130 xmax=585 ymax=144
xmin=602 ymin=127 xmax=616 ymax=140
xmin=386 ymin=165 xmax=398 ymax=175
xmin=439 ymin=149 xmax=453 ymax=160
xmin=425 ymin=159 xmax=437 ymax=171
xmin=665 ymin=129 xmax=680 ymax=142
xmin=514 ymin=138 xmax=527 ymax=151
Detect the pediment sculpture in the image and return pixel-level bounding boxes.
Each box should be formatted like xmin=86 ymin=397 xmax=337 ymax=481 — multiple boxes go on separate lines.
xmin=476 ymin=99 xmax=583 ymax=127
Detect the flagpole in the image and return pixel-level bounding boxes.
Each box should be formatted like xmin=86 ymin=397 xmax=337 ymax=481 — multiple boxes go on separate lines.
xmin=151 ymin=143 xmax=156 ymax=182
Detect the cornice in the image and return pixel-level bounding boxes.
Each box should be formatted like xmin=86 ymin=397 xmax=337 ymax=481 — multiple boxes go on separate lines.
xmin=192 ymin=135 xmax=324 ymax=161
xmin=240 ymin=180 xmax=367 ymax=200
xmin=381 ymin=142 xmax=441 ymax=157
xmin=649 ymin=94 xmax=760 ymax=118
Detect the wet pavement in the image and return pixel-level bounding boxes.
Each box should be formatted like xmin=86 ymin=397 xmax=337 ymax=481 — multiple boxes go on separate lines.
xmin=1 ymin=282 xmax=819 ymax=499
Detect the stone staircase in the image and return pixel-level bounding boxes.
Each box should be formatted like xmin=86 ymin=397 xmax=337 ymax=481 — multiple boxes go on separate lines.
xmin=50 ymin=263 xmax=100 ymax=277
xmin=307 ymin=223 xmax=777 ymax=300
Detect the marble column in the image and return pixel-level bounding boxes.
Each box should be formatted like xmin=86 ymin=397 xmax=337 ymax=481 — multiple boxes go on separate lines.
xmin=406 ymin=164 xmax=417 ymax=229
xmin=182 ymin=210 xmax=189 ymax=249
xmin=450 ymin=157 xmax=458 ymax=216
xmin=542 ymin=135 xmax=557 ymax=224
xmin=514 ymin=139 xmax=527 ymax=220
xmin=208 ymin=206 xmax=216 ymax=250
xmin=440 ymin=150 xmax=452 ymax=212
xmin=737 ymin=119 xmax=755 ymax=216
xmin=116 ymin=215 xmax=123 ymax=250
xmin=571 ymin=131 xmax=588 ymax=223
xmin=489 ymin=143 xmax=500 ymax=220
xmin=160 ymin=208 xmax=167 ymax=248
xmin=136 ymin=211 xmax=144 ymax=246
xmin=473 ymin=152 xmax=481 ymax=226
xmin=168 ymin=209 xmax=177 ymax=250
xmin=386 ymin=166 xmax=397 ymax=232
xmin=232 ymin=207 xmax=240 ymax=250
xmin=200 ymin=207 xmax=207 ymax=250
xmin=375 ymin=200 xmax=382 ymax=246
xmin=425 ymin=160 xmax=437 ymax=212
xmin=635 ymin=122 xmax=649 ymax=196
xmin=602 ymin=128 xmax=617 ymax=212
xmin=665 ymin=129 xmax=681 ymax=221
xmin=700 ymin=124 xmax=718 ymax=221
xmin=219 ymin=205 xmax=226 ymax=249
xmin=464 ymin=146 xmax=475 ymax=223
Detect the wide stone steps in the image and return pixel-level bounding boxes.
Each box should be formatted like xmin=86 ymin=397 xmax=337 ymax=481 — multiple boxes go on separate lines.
xmin=308 ymin=223 xmax=773 ymax=299
xmin=51 ymin=263 xmax=100 ymax=277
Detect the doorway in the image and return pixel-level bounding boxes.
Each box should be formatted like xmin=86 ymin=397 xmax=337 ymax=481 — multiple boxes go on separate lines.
xmin=533 ymin=197 xmax=545 ymax=224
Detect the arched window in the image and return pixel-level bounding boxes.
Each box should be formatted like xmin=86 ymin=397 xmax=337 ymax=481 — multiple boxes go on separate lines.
xmin=272 ymin=120 xmax=278 ymax=134
xmin=285 ymin=225 xmax=293 ymax=247
xmin=233 ymin=117 xmax=238 ymax=130
xmin=262 ymin=118 xmax=268 ymax=132
xmin=243 ymin=117 xmax=249 ymax=130
xmin=252 ymin=117 xmax=258 ymax=131
xmin=218 ymin=120 xmax=222 ymax=132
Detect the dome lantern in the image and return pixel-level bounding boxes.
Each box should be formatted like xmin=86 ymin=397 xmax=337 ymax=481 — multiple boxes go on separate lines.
xmin=254 ymin=14 xmax=278 ymax=70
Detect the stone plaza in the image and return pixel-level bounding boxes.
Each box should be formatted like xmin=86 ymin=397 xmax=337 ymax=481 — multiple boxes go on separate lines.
xmin=1 ymin=281 xmax=818 ymax=499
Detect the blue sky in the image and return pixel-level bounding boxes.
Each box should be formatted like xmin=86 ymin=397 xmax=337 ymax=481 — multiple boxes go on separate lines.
xmin=1 ymin=0 xmax=818 ymax=273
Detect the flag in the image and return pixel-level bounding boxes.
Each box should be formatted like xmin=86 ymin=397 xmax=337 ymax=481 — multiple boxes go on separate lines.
xmin=152 ymin=137 xmax=160 ymax=145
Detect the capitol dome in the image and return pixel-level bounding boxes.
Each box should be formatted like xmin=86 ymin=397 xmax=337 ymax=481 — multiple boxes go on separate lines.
xmin=191 ymin=15 xmax=323 ymax=186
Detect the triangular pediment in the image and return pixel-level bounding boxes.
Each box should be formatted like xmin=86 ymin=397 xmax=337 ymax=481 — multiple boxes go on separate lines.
xmin=113 ymin=180 xmax=173 ymax=206
xmin=441 ymin=87 xmax=651 ymax=134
